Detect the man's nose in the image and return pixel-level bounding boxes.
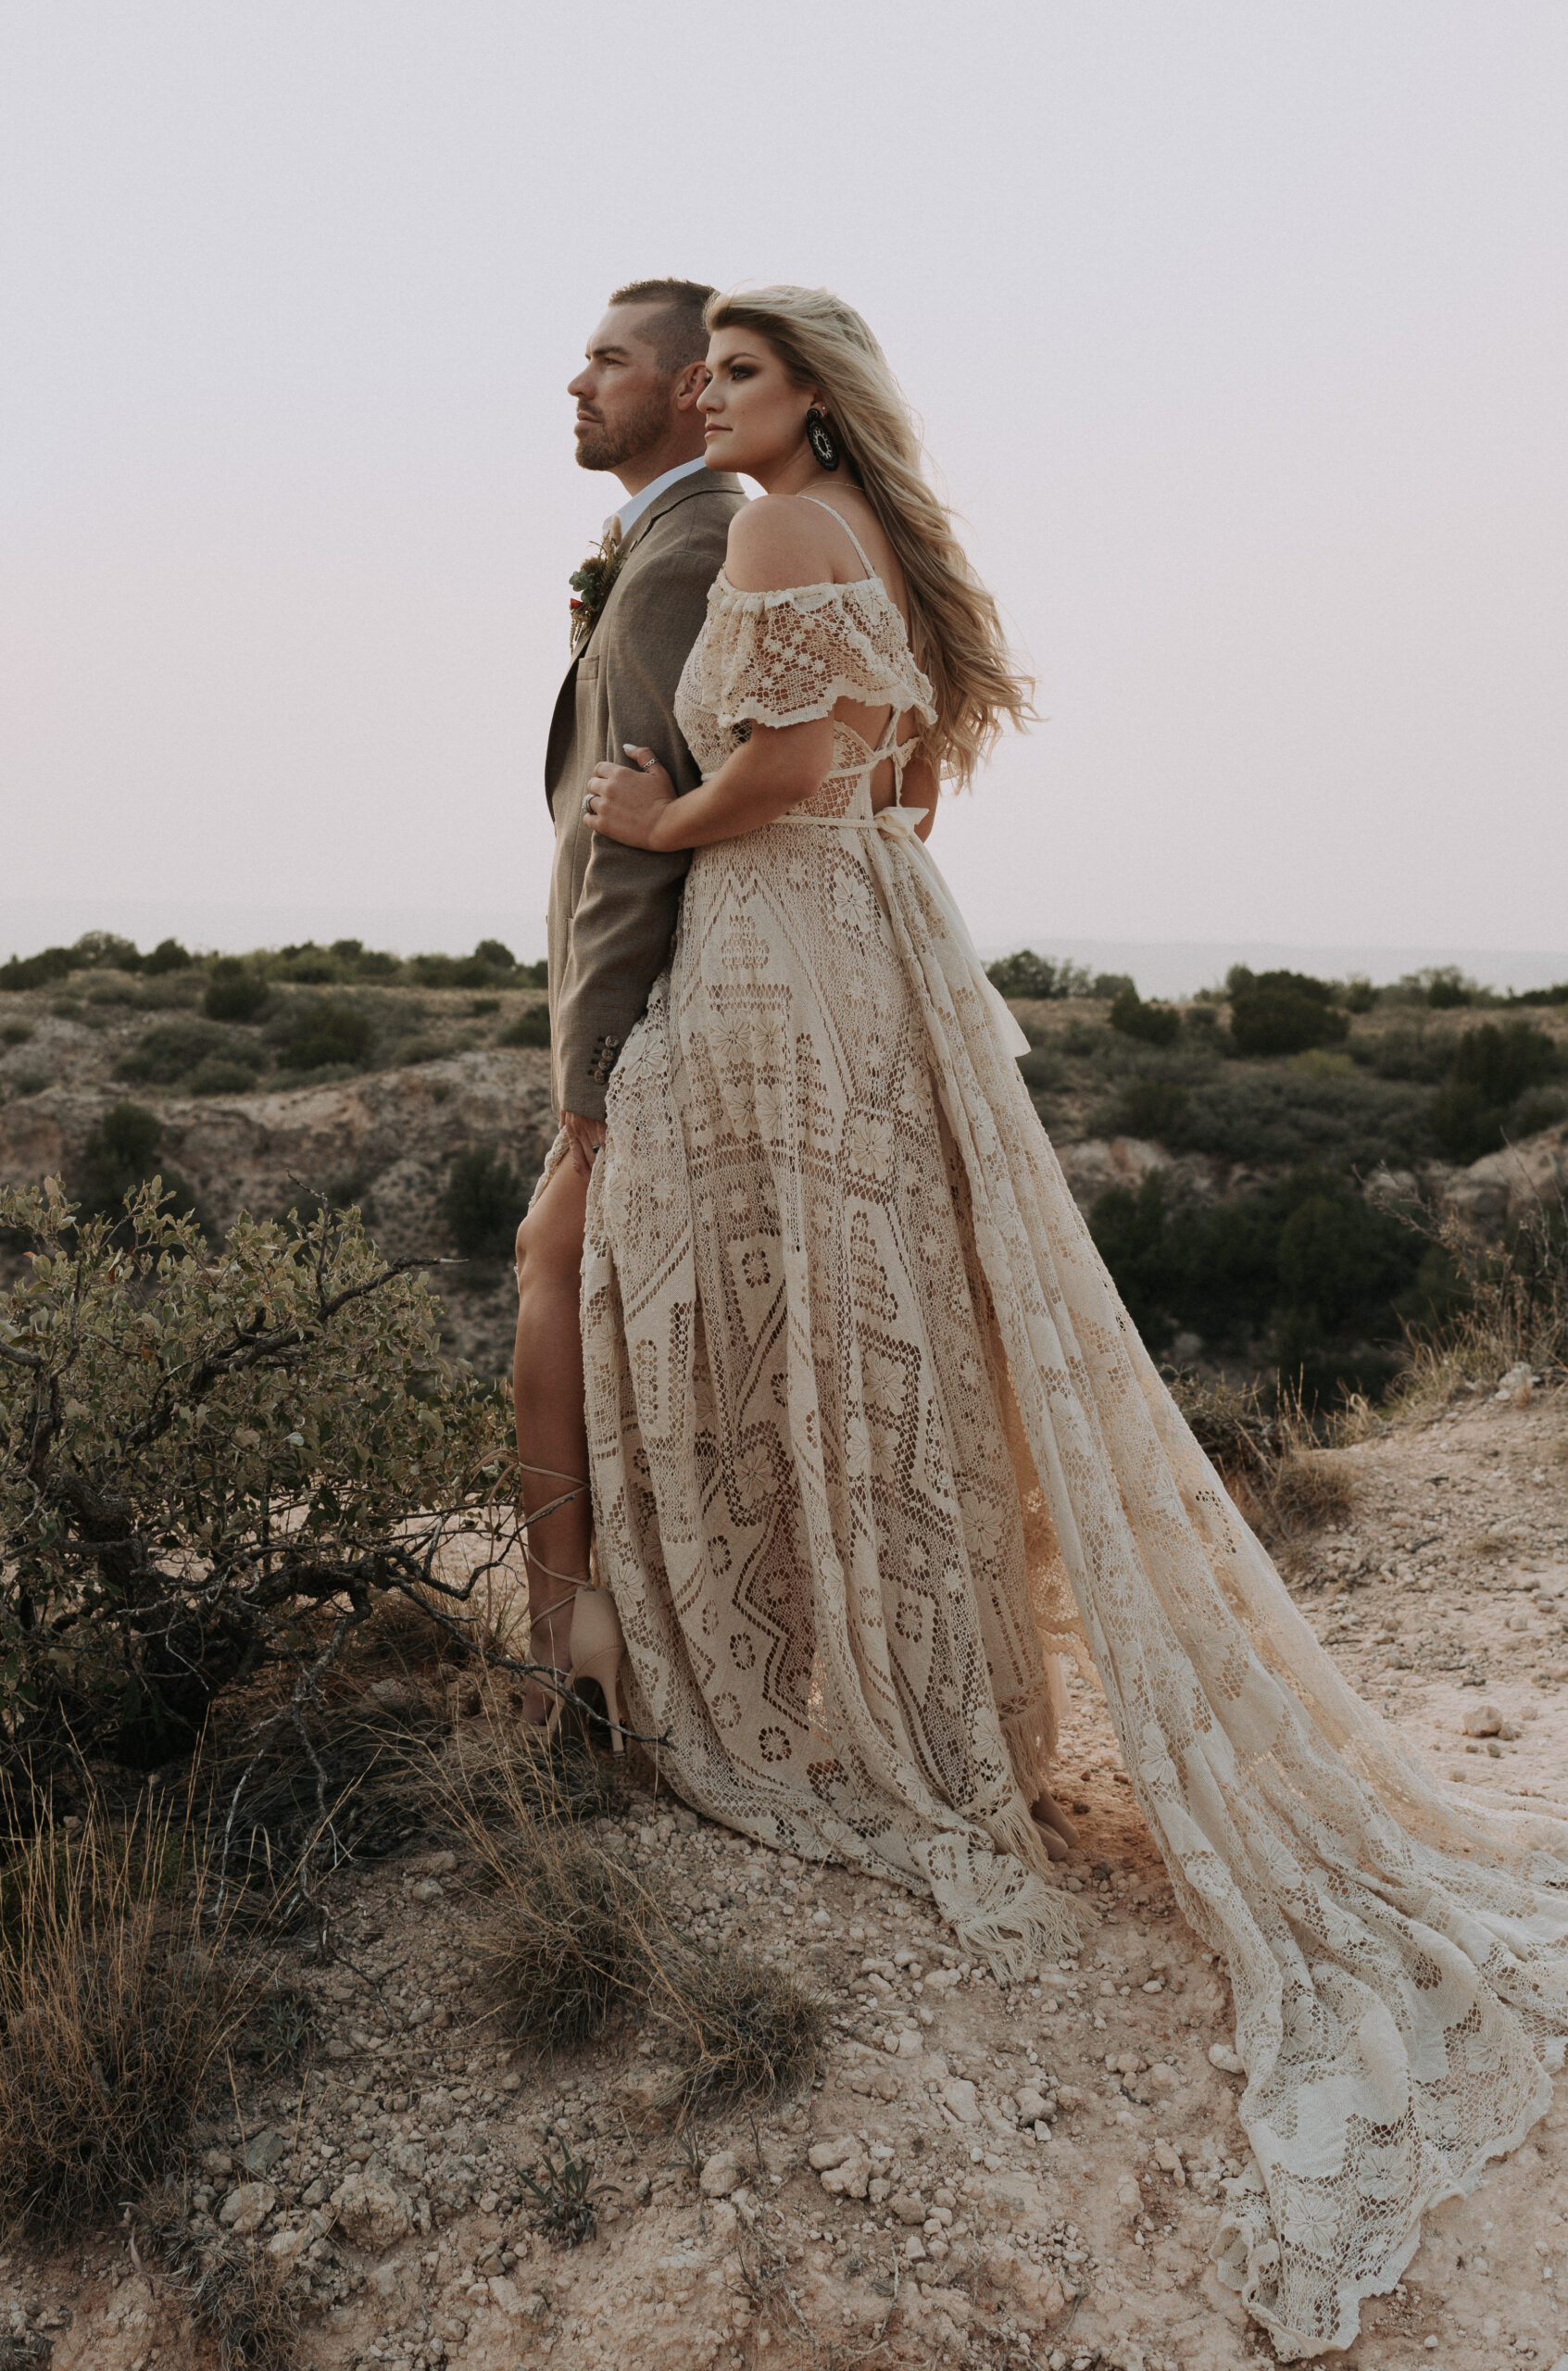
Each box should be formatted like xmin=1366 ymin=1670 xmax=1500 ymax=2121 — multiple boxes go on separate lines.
xmin=568 ymin=369 xmax=591 ymax=398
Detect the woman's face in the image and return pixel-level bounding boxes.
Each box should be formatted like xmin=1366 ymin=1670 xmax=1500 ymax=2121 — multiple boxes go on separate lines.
xmin=698 ymin=328 xmax=820 ymax=476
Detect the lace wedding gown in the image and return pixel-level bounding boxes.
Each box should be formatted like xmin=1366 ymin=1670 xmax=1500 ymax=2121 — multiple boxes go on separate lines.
xmin=571 ymin=506 xmax=1568 ymax=2357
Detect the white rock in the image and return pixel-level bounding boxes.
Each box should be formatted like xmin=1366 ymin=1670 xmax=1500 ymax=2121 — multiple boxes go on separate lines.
xmin=488 ymin=2276 xmax=525 ymax=2315
xmin=1208 ymin=2042 xmax=1245 ymax=2076
xmin=219 ymin=2181 xmax=276 ymax=2235
xmin=1462 ymin=1702 xmax=1503 ymax=1737
xmin=265 ymin=2227 xmax=307 ymax=2264
xmin=820 ymin=2152 xmax=871 ymax=2200
xmin=331 ymin=2170 xmax=411 ymax=2250
xmin=807 ymin=2137 xmax=856 ymax=2172
xmin=941 ymin=2078 xmax=981 ymax=2126
xmin=1015 ymin=2087 xmax=1048 ymax=2126
xmin=895 ymin=2027 xmax=924 ymax=2058
xmin=699 ymin=2150 xmax=745 ymax=2199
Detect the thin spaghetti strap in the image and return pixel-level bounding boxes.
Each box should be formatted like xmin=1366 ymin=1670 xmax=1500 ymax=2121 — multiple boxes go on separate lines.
xmin=801 ymin=496 xmax=878 ymax=583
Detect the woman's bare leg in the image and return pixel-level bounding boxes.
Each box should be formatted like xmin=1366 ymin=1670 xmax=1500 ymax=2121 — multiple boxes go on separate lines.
xmin=512 ymin=1153 xmax=594 ymax=1723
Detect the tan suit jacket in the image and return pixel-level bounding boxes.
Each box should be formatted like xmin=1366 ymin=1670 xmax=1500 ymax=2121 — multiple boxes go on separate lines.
xmin=546 ymin=468 xmax=745 ymax=1122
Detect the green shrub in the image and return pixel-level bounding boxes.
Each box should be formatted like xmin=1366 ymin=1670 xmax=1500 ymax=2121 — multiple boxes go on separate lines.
xmin=473 ymin=938 xmax=516 ymax=972
xmin=1355 ymin=1027 xmax=1453 ymax=1084
xmin=517 ymin=960 xmax=548 ymax=988
xmin=203 ymin=961 xmax=270 ymax=1023
xmin=115 ymin=1019 xmax=232 ymax=1085
xmin=7 ymin=1070 xmax=48 ymax=1098
xmin=390 ymin=1034 xmax=447 ymax=1067
xmin=1159 ymin=1068 xmax=1431 ymax=1169
xmin=1 ymin=947 xmax=79 ymax=994
xmin=409 ymin=941 xmax=521 ymax=991
xmin=1424 ymin=967 xmax=1475 ymax=1009
xmin=1115 ymin=1076 xmax=1191 ymax=1138
xmin=501 ymin=1005 xmax=551 ymax=1048
xmin=984 ymin=949 xmax=1092 ymax=1000
xmin=186 ymin=1056 xmax=268 ymax=1098
xmin=1508 ymin=982 xmax=1568 ymax=1008
xmin=1227 ymin=968 xmax=1349 ymax=1058
xmin=1110 ymin=986 xmax=1181 ymax=1047
xmin=143 ymin=937 xmax=193 ymax=975
xmin=1 ymin=1023 xmax=32 ymax=1048
xmin=277 ymin=1002 xmax=375 ymax=1073
xmin=1428 ymin=1022 xmax=1561 ymax=1160
xmin=469 ymin=997 xmax=501 ymax=1017
xmin=1341 ymin=975 xmax=1376 ymax=1013
xmin=1089 ymin=1164 xmax=1431 ymax=1402
xmin=0 ymin=1181 xmax=511 ymax=1769
xmin=271 ymin=942 xmax=340 ymax=985
xmin=442 ymin=1146 xmax=524 ymax=1259
xmin=1512 ymin=1090 xmax=1568 ymax=1137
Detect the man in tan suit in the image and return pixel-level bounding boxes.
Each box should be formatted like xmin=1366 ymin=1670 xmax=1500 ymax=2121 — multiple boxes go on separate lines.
xmin=513 ymin=278 xmax=744 ymax=1711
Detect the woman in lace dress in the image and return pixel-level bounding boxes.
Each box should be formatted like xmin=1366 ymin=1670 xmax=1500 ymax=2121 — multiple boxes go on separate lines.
xmin=573 ymin=285 xmax=1568 ymax=2359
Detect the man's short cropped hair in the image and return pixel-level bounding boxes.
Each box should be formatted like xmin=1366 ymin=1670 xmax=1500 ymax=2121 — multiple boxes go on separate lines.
xmin=608 ymin=278 xmax=716 ymax=373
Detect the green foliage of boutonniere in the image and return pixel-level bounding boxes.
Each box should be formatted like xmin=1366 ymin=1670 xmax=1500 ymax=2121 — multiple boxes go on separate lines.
xmin=569 ymin=535 xmax=623 ymax=648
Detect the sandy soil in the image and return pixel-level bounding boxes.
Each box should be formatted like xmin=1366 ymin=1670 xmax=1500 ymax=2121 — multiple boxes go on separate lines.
xmin=3 ymin=1380 xmax=1566 ymax=2371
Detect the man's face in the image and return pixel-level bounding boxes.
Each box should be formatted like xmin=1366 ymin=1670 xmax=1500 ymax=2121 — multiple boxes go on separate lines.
xmin=568 ymin=306 xmax=672 ymax=472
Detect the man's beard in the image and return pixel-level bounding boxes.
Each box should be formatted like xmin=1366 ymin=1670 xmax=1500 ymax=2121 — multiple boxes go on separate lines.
xmin=574 ymin=383 xmax=671 ymax=473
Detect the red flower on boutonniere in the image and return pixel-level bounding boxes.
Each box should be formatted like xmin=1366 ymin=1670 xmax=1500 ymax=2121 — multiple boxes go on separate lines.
xmin=569 ymin=532 xmax=623 ymax=649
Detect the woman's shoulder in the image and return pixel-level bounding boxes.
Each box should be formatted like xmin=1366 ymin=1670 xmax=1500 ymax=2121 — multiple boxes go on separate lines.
xmin=723 ymin=494 xmax=857 ymax=593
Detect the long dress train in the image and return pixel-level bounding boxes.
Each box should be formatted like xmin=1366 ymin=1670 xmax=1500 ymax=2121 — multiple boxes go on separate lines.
xmin=571 ymin=518 xmax=1568 ymax=2358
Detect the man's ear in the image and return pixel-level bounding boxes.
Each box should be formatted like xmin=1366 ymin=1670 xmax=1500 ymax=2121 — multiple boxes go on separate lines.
xmin=671 ymin=359 xmax=709 ymax=414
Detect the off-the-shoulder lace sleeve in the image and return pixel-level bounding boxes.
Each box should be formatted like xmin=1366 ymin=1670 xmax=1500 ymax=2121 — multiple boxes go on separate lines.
xmin=691 ymin=574 xmax=936 ymax=734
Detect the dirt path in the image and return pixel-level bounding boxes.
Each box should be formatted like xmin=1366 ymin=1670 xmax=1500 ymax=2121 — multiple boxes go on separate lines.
xmin=5 ymin=1384 xmax=1566 ymax=2371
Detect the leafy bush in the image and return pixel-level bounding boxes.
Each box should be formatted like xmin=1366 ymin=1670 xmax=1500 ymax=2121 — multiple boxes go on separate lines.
xmin=0 ymin=1183 xmax=512 ymax=1772
xmin=1114 ymin=1076 xmax=1191 ymax=1138
xmin=277 ymin=1001 xmax=375 ymax=1073
xmin=517 ymin=960 xmax=548 ymax=988
xmin=474 ymin=938 xmax=516 ymax=971
xmin=1088 ymin=1165 xmax=1433 ymax=1403
xmin=203 ymin=960 xmax=271 ymax=1023
xmin=1428 ymin=1022 xmax=1561 ymax=1161
xmin=76 ymin=1100 xmax=201 ymax=1232
xmin=1424 ymin=966 xmax=1475 ymax=1009
xmin=187 ymin=1055 xmax=268 ymax=1098
xmin=1109 ymin=985 xmax=1181 ymax=1047
xmin=115 ymin=1018 xmax=233 ymax=1085
xmin=408 ymin=941 xmax=522 ymax=991
xmin=1227 ymin=967 xmax=1349 ymax=1058
xmin=0 ymin=947 xmax=79 ymax=994
xmin=441 ymin=1146 xmax=524 ymax=1258
xmin=1 ymin=1023 xmax=31 ymax=1048
xmin=1151 ymin=1067 xmax=1432 ymax=1169
xmin=143 ymin=937 xmax=194 ymax=975
xmin=500 ymin=1005 xmax=551 ymax=1048
xmin=1341 ymin=976 xmax=1376 ymax=1013
xmin=984 ymin=949 xmax=1093 ymax=1000
xmin=1508 ymin=982 xmax=1568 ymax=1009
xmin=1355 ymin=1026 xmax=1454 ymax=1085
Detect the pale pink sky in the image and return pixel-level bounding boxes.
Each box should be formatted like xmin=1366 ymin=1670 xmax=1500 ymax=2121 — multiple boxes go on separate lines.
xmin=3 ymin=2 xmax=1565 ymax=972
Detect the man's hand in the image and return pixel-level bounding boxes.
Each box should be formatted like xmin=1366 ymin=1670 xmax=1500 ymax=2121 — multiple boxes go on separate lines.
xmin=562 ymin=1109 xmax=607 ymax=1178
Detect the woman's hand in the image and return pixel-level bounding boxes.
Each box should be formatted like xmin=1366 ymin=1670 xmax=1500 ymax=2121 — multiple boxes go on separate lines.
xmin=583 ymin=745 xmax=677 ymax=851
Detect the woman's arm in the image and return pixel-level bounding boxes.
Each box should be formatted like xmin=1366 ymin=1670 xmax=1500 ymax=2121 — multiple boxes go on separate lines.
xmin=583 ymin=715 xmax=834 ymax=854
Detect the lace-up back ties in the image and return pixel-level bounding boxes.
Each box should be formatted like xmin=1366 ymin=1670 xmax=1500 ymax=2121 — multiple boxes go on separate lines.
xmin=674 ymin=497 xmax=935 ymax=825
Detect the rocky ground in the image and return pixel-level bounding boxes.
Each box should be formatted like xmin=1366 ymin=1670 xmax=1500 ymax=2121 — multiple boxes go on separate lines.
xmin=2 ymin=1379 xmax=1566 ymax=2371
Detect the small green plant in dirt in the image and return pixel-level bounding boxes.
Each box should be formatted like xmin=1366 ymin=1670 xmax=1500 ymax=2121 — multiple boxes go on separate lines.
xmin=0 ymin=1792 xmax=267 ymax=2235
xmin=518 ymin=2136 xmax=619 ymax=2249
xmin=500 ymin=1003 xmax=551 ymax=1048
xmin=1226 ymin=967 xmax=1349 ymax=1059
xmin=0 ymin=1179 xmax=514 ymax=1785
xmin=442 ymin=1144 xmax=526 ymax=1258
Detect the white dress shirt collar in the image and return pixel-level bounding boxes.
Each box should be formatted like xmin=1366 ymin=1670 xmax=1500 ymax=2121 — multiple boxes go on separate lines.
xmin=608 ymin=455 xmax=709 ymax=543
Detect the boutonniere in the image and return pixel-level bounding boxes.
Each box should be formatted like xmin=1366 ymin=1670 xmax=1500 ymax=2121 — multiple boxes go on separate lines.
xmin=569 ymin=532 xmax=623 ymax=648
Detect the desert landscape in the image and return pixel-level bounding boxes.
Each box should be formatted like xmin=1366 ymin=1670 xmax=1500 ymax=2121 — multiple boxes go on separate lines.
xmin=2 ymin=939 xmax=1567 ymax=2371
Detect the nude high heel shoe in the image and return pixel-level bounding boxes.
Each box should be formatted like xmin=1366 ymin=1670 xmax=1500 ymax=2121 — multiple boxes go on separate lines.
xmin=540 ymin=1587 xmax=628 ymax=1755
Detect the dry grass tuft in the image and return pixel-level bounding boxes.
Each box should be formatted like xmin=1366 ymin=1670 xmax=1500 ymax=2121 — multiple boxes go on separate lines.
xmin=139 ymin=2182 xmax=301 ymax=2369
xmin=0 ymin=1791 xmax=265 ymax=2236
xmin=1168 ymin=1370 xmax=1361 ymax=1559
xmin=441 ymin=1718 xmax=822 ymax=2114
xmin=649 ymin=1943 xmax=825 ymax=2118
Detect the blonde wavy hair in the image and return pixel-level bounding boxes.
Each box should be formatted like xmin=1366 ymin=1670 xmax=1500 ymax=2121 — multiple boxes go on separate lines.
xmin=707 ymin=284 xmax=1035 ymax=786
